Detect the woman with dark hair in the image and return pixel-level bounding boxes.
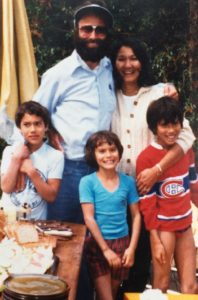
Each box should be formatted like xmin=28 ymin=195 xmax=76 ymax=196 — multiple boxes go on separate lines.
xmin=110 ymin=36 xmax=195 ymax=294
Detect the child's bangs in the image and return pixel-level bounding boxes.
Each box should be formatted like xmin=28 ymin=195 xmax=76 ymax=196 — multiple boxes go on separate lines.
xmin=96 ymin=137 xmax=114 ymax=147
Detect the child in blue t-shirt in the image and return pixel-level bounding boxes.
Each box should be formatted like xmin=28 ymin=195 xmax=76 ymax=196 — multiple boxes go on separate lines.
xmin=79 ymin=130 xmax=140 ymax=300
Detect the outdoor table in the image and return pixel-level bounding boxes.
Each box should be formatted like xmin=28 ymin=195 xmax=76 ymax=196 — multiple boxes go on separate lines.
xmin=124 ymin=293 xmax=198 ymax=300
xmin=0 ymin=222 xmax=86 ymax=300
xmin=53 ymin=222 xmax=86 ymax=300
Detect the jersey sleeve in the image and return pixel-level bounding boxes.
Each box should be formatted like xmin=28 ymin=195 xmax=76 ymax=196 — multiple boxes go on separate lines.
xmin=136 ymin=150 xmax=159 ymax=230
xmin=139 ymin=192 xmax=159 ymax=230
xmin=79 ymin=176 xmax=94 ymax=204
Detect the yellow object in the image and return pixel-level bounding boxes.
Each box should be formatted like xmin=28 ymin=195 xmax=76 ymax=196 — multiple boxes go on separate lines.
xmin=124 ymin=293 xmax=198 ymax=300
xmin=0 ymin=0 xmax=38 ymax=141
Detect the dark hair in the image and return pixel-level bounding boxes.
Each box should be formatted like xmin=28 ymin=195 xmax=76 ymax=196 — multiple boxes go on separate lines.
xmin=74 ymin=0 xmax=113 ymax=28
xmin=85 ymin=130 xmax=123 ymax=169
xmin=146 ymin=96 xmax=184 ymax=135
xmin=15 ymin=100 xmax=51 ymax=128
xmin=110 ymin=35 xmax=156 ymax=90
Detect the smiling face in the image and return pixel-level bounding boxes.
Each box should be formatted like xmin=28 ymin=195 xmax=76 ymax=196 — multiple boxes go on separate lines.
xmin=20 ymin=113 xmax=47 ymax=151
xmin=156 ymin=120 xmax=182 ymax=149
xmin=115 ymin=46 xmax=142 ymax=86
xmin=94 ymin=142 xmax=120 ymax=171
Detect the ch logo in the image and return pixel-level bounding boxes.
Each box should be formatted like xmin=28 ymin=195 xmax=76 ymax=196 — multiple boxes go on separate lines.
xmin=160 ymin=180 xmax=185 ymax=198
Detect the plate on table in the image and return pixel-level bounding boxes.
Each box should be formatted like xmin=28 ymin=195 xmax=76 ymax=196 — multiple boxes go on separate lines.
xmin=34 ymin=220 xmax=74 ymax=239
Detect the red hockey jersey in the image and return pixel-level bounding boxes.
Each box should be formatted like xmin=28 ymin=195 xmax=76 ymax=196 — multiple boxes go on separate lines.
xmin=136 ymin=143 xmax=198 ymax=231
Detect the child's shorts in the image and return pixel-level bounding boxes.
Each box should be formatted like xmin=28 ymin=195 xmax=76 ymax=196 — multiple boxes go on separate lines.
xmin=84 ymin=235 xmax=130 ymax=281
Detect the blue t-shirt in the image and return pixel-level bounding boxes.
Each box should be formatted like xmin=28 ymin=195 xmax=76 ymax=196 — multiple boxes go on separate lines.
xmin=79 ymin=172 xmax=139 ymax=239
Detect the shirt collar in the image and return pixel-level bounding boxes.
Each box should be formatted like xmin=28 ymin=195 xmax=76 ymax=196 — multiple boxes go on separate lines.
xmin=151 ymin=141 xmax=164 ymax=150
xmin=30 ymin=142 xmax=47 ymax=157
xmin=69 ymin=49 xmax=111 ymax=75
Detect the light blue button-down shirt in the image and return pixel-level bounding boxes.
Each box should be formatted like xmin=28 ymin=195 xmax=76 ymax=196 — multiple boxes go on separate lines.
xmin=33 ymin=50 xmax=116 ymax=160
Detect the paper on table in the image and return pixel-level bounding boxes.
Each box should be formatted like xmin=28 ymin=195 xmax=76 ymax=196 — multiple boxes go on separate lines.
xmin=140 ymin=289 xmax=168 ymax=300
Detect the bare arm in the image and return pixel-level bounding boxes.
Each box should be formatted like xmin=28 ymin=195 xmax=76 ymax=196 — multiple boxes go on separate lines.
xmin=1 ymin=144 xmax=30 ymax=193
xmin=19 ymin=158 xmax=61 ymax=202
xmin=48 ymin=130 xmax=64 ymax=152
xmin=122 ymin=202 xmax=141 ymax=267
xmin=81 ymin=203 xmax=122 ymax=269
xmin=137 ymin=143 xmax=183 ymax=194
xmin=164 ymin=84 xmax=179 ymax=100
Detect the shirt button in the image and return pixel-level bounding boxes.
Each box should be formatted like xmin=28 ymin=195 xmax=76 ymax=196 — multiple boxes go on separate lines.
xmin=127 ymin=159 xmax=131 ymax=163
xmin=127 ymin=145 xmax=131 ymax=149
xmin=134 ymin=101 xmax=138 ymax=105
xmin=126 ymin=129 xmax=130 ymax=133
xmin=130 ymin=114 xmax=134 ymax=118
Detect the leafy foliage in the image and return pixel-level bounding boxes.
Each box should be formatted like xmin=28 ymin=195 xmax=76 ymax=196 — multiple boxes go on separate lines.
xmin=24 ymin=0 xmax=196 ymax=131
xmin=1 ymin=0 xmax=197 ymax=159
xmin=25 ymin=0 xmax=189 ymax=80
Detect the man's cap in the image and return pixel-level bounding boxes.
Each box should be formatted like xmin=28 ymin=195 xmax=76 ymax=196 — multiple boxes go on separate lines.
xmin=74 ymin=4 xmax=113 ymax=28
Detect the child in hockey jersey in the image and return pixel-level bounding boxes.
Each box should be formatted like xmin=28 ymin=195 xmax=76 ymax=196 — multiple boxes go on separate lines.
xmin=136 ymin=96 xmax=198 ymax=294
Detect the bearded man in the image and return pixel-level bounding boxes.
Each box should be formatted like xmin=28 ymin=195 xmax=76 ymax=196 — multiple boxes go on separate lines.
xmin=33 ymin=0 xmax=115 ymax=223
xmin=32 ymin=2 xmax=114 ymax=299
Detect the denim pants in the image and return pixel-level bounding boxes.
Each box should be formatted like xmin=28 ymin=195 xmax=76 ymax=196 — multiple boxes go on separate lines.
xmin=47 ymin=158 xmax=95 ymax=300
xmin=47 ymin=158 xmax=94 ymax=223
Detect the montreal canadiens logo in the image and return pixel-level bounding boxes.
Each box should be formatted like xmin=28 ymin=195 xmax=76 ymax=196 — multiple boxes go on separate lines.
xmin=160 ymin=180 xmax=185 ymax=198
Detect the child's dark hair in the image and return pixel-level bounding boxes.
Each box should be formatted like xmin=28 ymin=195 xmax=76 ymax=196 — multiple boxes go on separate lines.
xmin=85 ymin=130 xmax=123 ymax=169
xmin=15 ymin=101 xmax=51 ymax=128
xmin=147 ymin=96 xmax=184 ymax=135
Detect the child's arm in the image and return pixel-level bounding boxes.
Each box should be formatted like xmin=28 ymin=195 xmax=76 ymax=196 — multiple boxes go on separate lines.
xmin=137 ymin=143 xmax=182 ymax=194
xmin=19 ymin=158 xmax=61 ymax=202
xmin=81 ymin=203 xmax=122 ymax=269
xmin=150 ymin=229 xmax=166 ymax=265
xmin=122 ymin=202 xmax=141 ymax=267
xmin=1 ymin=144 xmax=30 ymax=193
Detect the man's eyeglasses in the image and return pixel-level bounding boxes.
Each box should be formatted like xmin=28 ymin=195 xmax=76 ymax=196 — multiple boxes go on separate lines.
xmin=79 ymin=25 xmax=108 ymax=35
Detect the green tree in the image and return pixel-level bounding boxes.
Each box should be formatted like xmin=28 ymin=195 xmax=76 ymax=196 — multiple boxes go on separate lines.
xmin=1 ymin=0 xmax=197 ymax=158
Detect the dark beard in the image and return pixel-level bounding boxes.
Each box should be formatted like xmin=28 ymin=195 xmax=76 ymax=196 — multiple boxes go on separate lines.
xmin=74 ymin=35 xmax=107 ymax=62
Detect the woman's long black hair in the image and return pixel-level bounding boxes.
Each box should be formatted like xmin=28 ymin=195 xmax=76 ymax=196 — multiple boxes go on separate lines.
xmin=110 ymin=35 xmax=157 ymax=90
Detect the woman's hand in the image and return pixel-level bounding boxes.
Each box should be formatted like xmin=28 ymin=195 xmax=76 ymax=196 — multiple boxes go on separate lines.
xmin=164 ymin=84 xmax=179 ymax=100
xmin=137 ymin=165 xmax=159 ymax=194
